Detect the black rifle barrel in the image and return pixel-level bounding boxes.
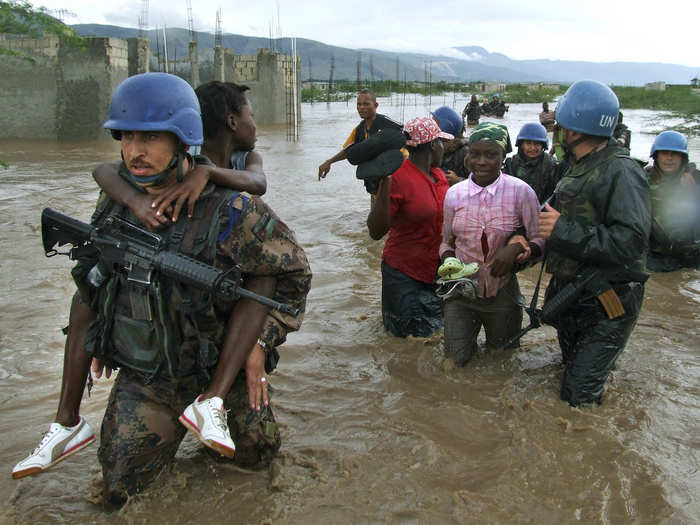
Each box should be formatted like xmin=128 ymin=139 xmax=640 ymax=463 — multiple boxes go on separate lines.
xmin=155 ymin=251 xmax=299 ymax=316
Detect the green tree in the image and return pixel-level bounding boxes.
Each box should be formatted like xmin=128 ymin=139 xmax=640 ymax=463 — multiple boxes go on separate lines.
xmin=0 ymin=1 xmax=84 ymax=62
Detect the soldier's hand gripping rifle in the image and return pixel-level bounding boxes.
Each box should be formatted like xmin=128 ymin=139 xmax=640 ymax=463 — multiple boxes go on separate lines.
xmin=41 ymin=207 xmax=300 ymax=317
xmin=500 ymin=264 xmax=647 ymax=349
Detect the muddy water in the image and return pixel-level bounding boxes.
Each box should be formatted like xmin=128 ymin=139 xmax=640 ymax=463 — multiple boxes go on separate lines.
xmin=0 ymin=97 xmax=698 ymax=524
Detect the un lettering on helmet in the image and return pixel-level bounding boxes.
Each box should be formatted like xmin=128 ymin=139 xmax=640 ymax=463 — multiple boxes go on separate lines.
xmin=599 ymin=114 xmax=617 ymax=129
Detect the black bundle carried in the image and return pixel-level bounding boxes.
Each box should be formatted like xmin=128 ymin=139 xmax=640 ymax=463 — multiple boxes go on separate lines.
xmin=345 ymin=127 xmax=406 ymax=195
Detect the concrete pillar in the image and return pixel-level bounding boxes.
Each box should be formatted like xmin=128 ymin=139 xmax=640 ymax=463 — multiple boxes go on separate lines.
xmin=127 ymin=37 xmax=150 ymax=76
xmin=223 ymin=48 xmax=235 ymax=81
xmin=57 ymin=37 xmax=128 ymax=140
xmin=188 ymin=41 xmax=199 ymax=88
xmin=214 ymin=45 xmax=225 ymax=82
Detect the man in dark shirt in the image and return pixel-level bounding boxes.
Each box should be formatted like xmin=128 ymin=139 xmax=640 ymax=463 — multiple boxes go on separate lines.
xmin=318 ymin=88 xmax=402 ymax=180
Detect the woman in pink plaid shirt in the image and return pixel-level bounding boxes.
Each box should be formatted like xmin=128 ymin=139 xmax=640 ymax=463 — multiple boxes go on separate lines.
xmin=440 ymin=123 xmax=544 ymax=366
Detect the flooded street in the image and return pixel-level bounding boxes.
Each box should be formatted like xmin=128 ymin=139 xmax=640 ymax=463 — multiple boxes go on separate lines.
xmin=0 ymin=96 xmax=698 ymax=524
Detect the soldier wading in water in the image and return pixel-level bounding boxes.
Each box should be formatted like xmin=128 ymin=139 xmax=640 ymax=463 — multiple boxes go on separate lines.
xmin=516 ymin=80 xmax=651 ymax=406
xmin=12 ymin=73 xmax=311 ymax=507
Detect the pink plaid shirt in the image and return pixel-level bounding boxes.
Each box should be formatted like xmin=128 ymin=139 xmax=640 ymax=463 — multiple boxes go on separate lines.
xmin=440 ymin=173 xmax=544 ymax=298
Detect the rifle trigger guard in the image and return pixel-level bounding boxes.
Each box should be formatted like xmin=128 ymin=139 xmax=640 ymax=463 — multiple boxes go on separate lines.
xmin=213 ymin=264 xmax=241 ymax=298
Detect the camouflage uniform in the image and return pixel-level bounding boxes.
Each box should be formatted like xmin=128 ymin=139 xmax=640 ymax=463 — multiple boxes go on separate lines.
xmin=503 ymin=150 xmax=562 ymax=204
xmin=462 ymin=101 xmax=480 ymax=126
xmin=74 ymin=163 xmax=312 ymax=506
xmin=440 ymin=138 xmax=470 ymax=180
xmin=645 ymin=163 xmax=700 ymax=271
xmin=545 ymin=140 xmax=650 ymax=406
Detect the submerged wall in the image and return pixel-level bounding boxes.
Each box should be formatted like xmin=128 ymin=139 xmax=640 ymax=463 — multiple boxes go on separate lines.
xmin=0 ymin=35 xmax=299 ymax=139
xmin=0 ymin=36 xmax=130 ymax=140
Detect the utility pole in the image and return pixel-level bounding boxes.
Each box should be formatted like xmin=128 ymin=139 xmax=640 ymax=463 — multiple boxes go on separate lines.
xmin=162 ymin=25 xmax=168 ymax=73
xmin=138 ymin=0 xmax=148 ymax=38
xmin=356 ymin=52 xmax=361 ymax=93
xmin=155 ymin=29 xmax=161 ymax=71
xmin=327 ymin=54 xmax=334 ymax=104
xmin=369 ymin=54 xmax=374 ymax=89
xmin=214 ymin=8 xmax=224 ymax=81
xmin=308 ymin=56 xmax=313 ymax=104
xmin=186 ymin=0 xmax=199 ymax=87
xmin=428 ymin=60 xmax=432 ymax=109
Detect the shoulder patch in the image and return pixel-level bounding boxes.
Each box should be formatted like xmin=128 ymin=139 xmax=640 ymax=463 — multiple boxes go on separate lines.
xmin=252 ymin=211 xmax=276 ymax=242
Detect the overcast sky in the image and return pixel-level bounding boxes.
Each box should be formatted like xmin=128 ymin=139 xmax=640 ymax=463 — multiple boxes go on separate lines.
xmin=35 ymin=0 xmax=699 ymax=67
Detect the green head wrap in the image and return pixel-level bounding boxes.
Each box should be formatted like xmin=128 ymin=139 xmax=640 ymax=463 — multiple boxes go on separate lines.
xmin=468 ymin=122 xmax=513 ymax=153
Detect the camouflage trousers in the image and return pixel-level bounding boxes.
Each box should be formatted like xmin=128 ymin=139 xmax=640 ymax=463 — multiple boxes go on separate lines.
xmin=98 ymin=368 xmax=281 ymax=507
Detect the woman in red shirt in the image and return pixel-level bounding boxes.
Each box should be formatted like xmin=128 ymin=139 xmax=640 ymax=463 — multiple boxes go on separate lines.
xmin=367 ymin=117 xmax=452 ymax=337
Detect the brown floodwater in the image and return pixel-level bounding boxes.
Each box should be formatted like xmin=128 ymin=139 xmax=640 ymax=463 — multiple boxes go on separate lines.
xmin=0 ymin=98 xmax=698 ymax=524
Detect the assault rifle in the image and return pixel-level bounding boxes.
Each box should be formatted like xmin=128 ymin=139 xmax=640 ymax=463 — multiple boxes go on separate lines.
xmin=41 ymin=207 xmax=300 ymax=317
xmin=500 ymin=264 xmax=648 ymax=349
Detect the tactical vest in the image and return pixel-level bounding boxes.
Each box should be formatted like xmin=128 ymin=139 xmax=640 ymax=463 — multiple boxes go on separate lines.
xmin=647 ymin=166 xmax=700 ymax=255
xmin=82 ymin=163 xmax=241 ymax=381
xmin=546 ymin=145 xmax=644 ymax=281
xmin=507 ymin=151 xmax=555 ymax=204
xmin=354 ymin=114 xmax=402 ymax=144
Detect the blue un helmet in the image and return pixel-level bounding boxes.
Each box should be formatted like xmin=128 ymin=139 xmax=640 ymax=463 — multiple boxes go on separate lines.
xmin=555 ymin=80 xmax=619 ymax=137
xmin=103 ymin=72 xmax=203 ymax=145
xmin=650 ymin=130 xmax=688 ymax=158
xmin=431 ymin=106 xmax=463 ymax=137
xmin=516 ymin=122 xmax=548 ymax=148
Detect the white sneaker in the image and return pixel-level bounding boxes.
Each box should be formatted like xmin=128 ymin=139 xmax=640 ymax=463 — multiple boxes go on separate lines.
xmin=12 ymin=417 xmax=95 ymax=479
xmin=178 ymin=395 xmax=236 ymax=459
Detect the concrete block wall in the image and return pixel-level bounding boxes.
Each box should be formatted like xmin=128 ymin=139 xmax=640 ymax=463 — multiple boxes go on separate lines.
xmin=57 ymin=38 xmax=128 ymax=140
xmin=232 ymin=54 xmax=258 ymax=83
xmin=188 ymin=42 xmax=199 ymax=88
xmin=0 ymin=50 xmax=58 ymax=138
xmin=0 ymin=37 xmax=60 ymax=138
xmin=228 ymin=49 xmax=301 ymax=125
xmin=0 ymin=36 xmax=128 ymax=140
xmin=0 ymin=35 xmax=60 ymax=58
xmin=214 ymin=46 xmax=225 ymax=82
xmin=0 ymin=36 xmax=301 ymax=136
xmin=128 ymin=37 xmax=150 ymax=77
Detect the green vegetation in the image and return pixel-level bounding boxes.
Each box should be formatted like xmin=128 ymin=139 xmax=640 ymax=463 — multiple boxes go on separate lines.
xmin=613 ymin=85 xmax=700 ymax=115
xmin=302 ymin=80 xmax=567 ymax=104
xmin=0 ymin=1 xmax=85 ymax=63
xmin=499 ymin=84 xmax=567 ymax=103
xmin=613 ymin=85 xmax=700 ymax=136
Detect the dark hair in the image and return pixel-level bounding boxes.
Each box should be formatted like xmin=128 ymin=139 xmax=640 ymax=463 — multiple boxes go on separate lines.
xmin=195 ymin=81 xmax=250 ymax=140
xmin=358 ymin=88 xmax=377 ymax=102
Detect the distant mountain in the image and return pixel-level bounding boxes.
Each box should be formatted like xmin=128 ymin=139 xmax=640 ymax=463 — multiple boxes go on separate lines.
xmin=453 ymin=46 xmax=699 ymax=85
xmin=73 ymin=24 xmax=698 ymax=86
